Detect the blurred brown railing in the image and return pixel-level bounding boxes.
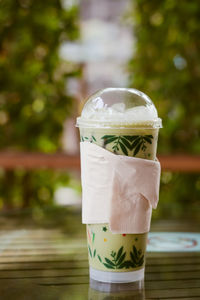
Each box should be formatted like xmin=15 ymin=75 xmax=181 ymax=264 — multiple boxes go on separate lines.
xmin=0 ymin=152 xmax=200 ymax=172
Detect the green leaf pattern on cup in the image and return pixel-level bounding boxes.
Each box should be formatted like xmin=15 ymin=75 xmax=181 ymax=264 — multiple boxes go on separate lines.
xmin=130 ymin=246 xmax=144 ymax=267
xmin=80 ymin=134 xmax=153 ymax=158
xmin=88 ymin=245 xmax=92 ymax=258
xmin=87 ymin=225 xmax=145 ymax=271
xmin=101 ymin=134 xmax=153 ymax=156
xmin=88 ymin=245 xmax=144 ymax=270
xmin=97 ymin=255 xmax=102 ymax=263
xmin=102 ymin=246 xmax=127 ymax=269
xmin=81 ymin=135 xmax=96 ymax=143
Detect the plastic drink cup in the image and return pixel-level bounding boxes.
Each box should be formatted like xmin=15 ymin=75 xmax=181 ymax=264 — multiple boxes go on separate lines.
xmin=76 ymin=88 xmax=162 ymax=284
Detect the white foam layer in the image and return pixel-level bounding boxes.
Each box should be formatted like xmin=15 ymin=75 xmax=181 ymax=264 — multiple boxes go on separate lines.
xmin=77 ymin=101 xmax=162 ymax=128
xmin=83 ymin=102 xmax=157 ymax=121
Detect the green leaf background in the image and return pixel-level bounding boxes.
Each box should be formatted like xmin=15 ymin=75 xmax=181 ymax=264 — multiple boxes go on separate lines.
xmin=128 ymin=0 xmax=200 ymax=221
xmin=0 ymin=0 xmax=81 ymax=209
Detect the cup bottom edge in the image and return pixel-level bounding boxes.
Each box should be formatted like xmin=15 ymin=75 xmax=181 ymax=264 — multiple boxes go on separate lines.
xmin=90 ymin=266 xmax=144 ymax=283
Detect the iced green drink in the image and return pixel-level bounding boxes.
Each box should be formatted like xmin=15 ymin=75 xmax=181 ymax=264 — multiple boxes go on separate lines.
xmin=76 ymin=88 xmax=162 ymax=283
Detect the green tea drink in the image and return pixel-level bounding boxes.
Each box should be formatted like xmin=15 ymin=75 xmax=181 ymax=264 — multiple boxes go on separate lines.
xmin=80 ymin=126 xmax=157 ymax=281
xmin=77 ymin=88 xmax=162 ymax=283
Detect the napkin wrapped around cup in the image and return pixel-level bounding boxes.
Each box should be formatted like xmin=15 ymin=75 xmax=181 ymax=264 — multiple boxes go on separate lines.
xmin=80 ymin=142 xmax=161 ymax=234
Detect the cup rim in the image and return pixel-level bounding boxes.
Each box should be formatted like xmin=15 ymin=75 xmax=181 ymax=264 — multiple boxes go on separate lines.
xmin=76 ymin=116 xmax=162 ymax=129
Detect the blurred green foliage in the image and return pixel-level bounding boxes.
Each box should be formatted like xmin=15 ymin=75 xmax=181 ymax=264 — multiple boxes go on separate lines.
xmin=0 ymin=0 xmax=80 ymax=209
xmin=129 ymin=0 xmax=200 ymax=220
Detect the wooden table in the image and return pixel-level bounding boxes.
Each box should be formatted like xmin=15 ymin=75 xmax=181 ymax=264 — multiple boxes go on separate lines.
xmin=0 ymin=210 xmax=199 ymax=300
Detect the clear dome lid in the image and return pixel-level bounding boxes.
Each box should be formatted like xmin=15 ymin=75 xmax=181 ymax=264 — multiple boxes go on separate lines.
xmin=76 ymin=88 xmax=162 ymax=128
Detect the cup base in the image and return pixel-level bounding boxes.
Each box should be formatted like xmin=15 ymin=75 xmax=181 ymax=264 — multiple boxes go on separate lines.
xmin=90 ymin=279 xmax=145 ymax=296
xmin=90 ymin=267 xmax=144 ymax=283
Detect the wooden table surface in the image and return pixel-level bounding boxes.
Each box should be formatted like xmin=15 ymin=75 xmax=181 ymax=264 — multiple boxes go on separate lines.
xmin=0 ymin=210 xmax=199 ymax=300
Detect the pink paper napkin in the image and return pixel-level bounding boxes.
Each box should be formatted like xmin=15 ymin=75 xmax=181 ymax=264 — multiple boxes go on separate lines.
xmin=80 ymin=142 xmax=161 ymax=234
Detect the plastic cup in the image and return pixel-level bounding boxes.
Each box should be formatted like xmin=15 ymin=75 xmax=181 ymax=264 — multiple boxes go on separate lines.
xmin=76 ymin=88 xmax=162 ymax=284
